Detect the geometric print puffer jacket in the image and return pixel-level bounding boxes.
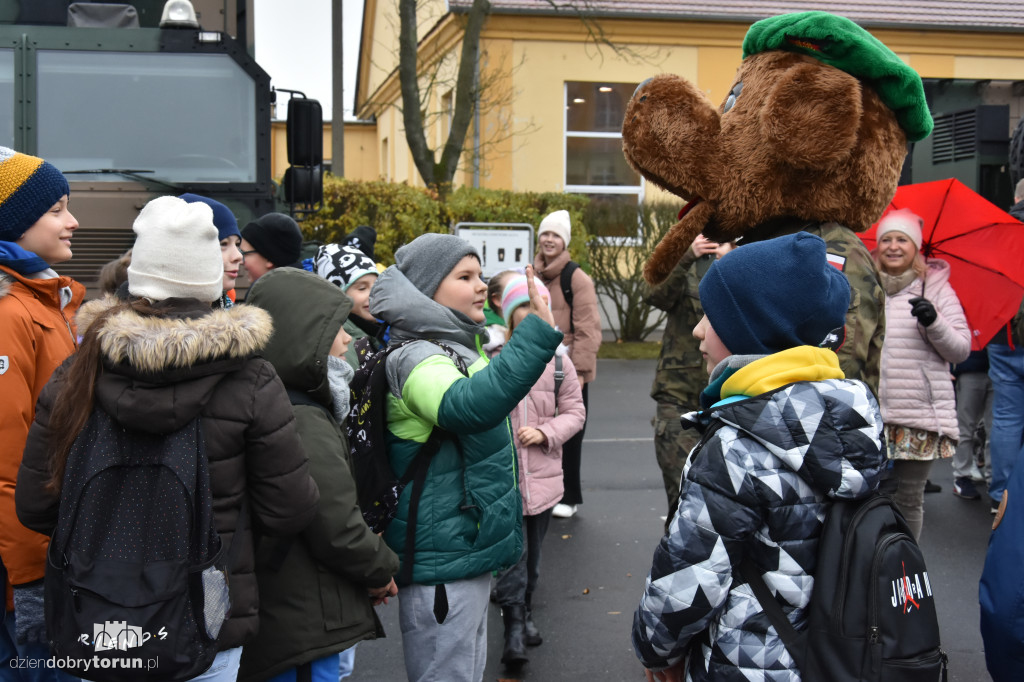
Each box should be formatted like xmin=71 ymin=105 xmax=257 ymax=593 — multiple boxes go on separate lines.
xmin=633 ymin=377 xmax=884 ymax=681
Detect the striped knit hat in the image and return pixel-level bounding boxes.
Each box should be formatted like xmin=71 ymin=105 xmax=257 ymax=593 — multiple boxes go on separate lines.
xmin=0 ymin=146 xmax=69 ymax=241
xmin=501 ymin=274 xmax=551 ymax=327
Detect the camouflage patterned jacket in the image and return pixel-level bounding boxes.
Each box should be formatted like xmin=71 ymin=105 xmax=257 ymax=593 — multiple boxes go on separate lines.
xmin=645 ymin=249 xmax=717 ymax=409
xmin=743 ymin=220 xmax=884 ymax=397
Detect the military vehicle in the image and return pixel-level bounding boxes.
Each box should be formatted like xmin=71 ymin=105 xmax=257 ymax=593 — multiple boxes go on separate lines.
xmin=0 ymin=0 xmax=317 ymax=294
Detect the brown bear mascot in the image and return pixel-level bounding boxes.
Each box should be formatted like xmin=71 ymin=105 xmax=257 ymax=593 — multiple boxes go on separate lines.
xmin=622 ymin=11 xmax=933 ymax=393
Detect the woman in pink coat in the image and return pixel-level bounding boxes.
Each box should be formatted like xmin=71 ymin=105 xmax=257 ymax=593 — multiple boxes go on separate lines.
xmin=488 ymin=274 xmax=585 ymax=670
xmin=874 ymin=208 xmax=970 ymax=539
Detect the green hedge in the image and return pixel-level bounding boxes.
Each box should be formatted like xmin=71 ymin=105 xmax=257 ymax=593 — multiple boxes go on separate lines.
xmin=299 ymin=176 xmax=594 ymax=267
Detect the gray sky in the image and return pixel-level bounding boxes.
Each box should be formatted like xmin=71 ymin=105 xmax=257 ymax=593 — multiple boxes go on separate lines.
xmin=253 ymin=0 xmax=364 ymax=121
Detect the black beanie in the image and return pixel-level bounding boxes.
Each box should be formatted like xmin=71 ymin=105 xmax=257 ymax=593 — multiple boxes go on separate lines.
xmin=343 ymin=225 xmax=377 ymax=261
xmin=241 ymin=212 xmax=303 ymax=267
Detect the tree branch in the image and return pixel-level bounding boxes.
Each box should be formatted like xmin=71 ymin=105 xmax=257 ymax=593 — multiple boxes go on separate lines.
xmin=438 ymin=0 xmax=490 ymax=185
xmin=399 ymin=0 xmax=436 ymax=186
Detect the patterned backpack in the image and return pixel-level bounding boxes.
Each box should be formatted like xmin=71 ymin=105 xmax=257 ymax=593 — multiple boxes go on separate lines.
xmin=346 ymin=338 xmax=467 ymax=540
xmin=45 ymin=407 xmax=234 ymax=682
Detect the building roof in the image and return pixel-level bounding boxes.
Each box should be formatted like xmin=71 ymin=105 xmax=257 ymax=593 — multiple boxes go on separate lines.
xmin=448 ymin=1 xmax=1024 ymax=32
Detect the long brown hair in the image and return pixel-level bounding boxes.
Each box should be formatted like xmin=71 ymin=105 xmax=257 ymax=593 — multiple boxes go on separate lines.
xmin=46 ymin=298 xmax=164 ymax=492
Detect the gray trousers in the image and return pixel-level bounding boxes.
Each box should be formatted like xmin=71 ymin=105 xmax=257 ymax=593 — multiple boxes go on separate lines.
xmin=398 ymin=573 xmax=491 ymax=682
xmin=953 ymin=372 xmax=992 ymax=480
xmin=891 ymin=459 xmax=934 ymax=541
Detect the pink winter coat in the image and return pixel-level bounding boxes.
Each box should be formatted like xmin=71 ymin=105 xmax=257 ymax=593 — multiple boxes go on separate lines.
xmin=492 ymin=343 xmax=586 ymax=515
xmin=878 ymin=259 xmax=970 ymax=446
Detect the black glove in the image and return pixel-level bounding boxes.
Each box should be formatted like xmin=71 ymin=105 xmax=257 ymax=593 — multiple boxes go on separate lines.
xmin=13 ymin=581 xmax=46 ymax=645
xmin=909 ymin=297 xmax=937 ymax=327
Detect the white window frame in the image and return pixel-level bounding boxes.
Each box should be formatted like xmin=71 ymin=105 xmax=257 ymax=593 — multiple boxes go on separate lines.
xmin=562 ymin=82 xmax=644 ymax=244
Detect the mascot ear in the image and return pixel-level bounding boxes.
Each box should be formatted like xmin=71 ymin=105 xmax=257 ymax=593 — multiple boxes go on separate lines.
xmin=758 ymin=61 xmax=862 ymax=168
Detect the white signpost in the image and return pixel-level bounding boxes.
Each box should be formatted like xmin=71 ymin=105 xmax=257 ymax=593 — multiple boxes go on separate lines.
xmin=453 ymin=222 xmax=535 ymax=279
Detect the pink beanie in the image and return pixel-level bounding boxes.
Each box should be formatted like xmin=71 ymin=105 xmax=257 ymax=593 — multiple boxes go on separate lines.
xmin=876 ymin=208 xmax=923 ymax=250
xmin=501 ymin=274 xmax=551 ymax=326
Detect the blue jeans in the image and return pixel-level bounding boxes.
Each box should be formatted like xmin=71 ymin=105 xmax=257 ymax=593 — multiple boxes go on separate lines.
xmin=187 ymin=647 xmax=241 ymax=682
xmin=987 ymin=344 xmax=1024 ymax=503
xmin=265 ymin=653 xmax=341 ymax=682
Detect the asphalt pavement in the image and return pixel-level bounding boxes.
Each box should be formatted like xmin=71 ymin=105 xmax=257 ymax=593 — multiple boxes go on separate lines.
xmin=349 ymin=358 xmax=995 ymax=682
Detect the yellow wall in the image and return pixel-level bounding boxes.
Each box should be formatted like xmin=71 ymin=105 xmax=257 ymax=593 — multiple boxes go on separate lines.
xmin=350 ymin=13 xmax=1024 ymax=194
xmin=270 ymin=121 xmax=380 ymax=181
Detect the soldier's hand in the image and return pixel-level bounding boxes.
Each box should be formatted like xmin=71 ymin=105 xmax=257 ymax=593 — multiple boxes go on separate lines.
xmin=690 ymin=234 xmax=720 ymax=257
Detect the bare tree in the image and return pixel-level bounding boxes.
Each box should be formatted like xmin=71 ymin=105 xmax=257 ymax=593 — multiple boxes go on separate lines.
xmin=397 ymin=0 xmax=660 ymax=198
xmin=399 ymin=0 xmax=489 ymax=197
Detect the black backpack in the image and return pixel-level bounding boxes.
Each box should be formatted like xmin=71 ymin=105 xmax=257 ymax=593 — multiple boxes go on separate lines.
xmin=45 ymin=408 xmax=236 ymax=682
xmin=347 ymin=338 xmax=469 ymax=581
xmin=741 ymin=493 xmax=947 ymax=681
xmin=559 ymin=261 xmax=579 ymax=334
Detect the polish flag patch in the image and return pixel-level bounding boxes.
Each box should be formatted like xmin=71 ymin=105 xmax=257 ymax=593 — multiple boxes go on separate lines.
xmin=827 ymin=254 xmax=846 ymax=271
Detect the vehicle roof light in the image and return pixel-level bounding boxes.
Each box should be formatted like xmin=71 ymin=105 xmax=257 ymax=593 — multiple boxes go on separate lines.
xmin=160 ymin=0 xmax=200 ymax=29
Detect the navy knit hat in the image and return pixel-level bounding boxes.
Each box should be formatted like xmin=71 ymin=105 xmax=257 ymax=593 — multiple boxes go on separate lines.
xmin=179 ymin=193 xmax=240 ymax=242
xmin=699 ymin=232 xmax=850 ymax=355
xmin=0 ymin=146 xmax=69 ymax=242
xmin=241 ymin=212 xmax=303 ymax=267
xmin=394 ymin=233 xmax=479 ymax=299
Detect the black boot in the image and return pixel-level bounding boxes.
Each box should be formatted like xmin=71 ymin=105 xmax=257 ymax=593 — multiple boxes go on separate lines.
xmin=524 ymin=607 xmax=542 ymax=646
xmin=501 ymin=604 xmax=529 ymax=668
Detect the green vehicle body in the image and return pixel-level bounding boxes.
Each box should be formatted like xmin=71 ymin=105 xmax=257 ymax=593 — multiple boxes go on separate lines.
xmin=0 ymin=0 xmax=279 ymax=294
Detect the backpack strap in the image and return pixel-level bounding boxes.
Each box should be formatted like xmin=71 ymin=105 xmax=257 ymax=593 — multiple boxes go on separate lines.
xmin=737 ymin=558 xmax=806 ymax=671
xmin=560 ymin=261 xmax=579 ymax=334
xmin=553 ymin=353 xmax=564 ymax=413
xmin=397 ymin=428 xmax=449 ymax=585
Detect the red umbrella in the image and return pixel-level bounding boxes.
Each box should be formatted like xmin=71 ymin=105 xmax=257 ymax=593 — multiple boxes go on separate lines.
xmin=859 ymin=178 xmax=1024 ymax=350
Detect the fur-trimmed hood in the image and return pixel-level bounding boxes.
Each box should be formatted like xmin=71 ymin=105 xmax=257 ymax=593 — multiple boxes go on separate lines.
xmin=78 ymin=295 xmax=275 ymax=433
xmin=78 ymin=294 xmax=273 ymax=374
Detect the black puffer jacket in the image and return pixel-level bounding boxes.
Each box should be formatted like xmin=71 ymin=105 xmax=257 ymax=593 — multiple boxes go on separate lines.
xmin=239 ymin=268 xmax=399 ymax=680
xmin=17 ymin=296 xmax=320 ymax=651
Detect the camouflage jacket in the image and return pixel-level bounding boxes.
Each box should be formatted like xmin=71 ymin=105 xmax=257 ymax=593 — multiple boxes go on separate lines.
xmin=743 ymin=220 xmax=884 ymax=396
xmin=645 ymin=248 xmax=717 ymax=408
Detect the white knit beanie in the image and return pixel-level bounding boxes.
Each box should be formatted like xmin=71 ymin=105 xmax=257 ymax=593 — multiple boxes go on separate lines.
xmin=538 ymin=209 xmax=571 ymax=247
xmin=876 ymin=208 xmax=923 ymax=251
xmin=128 ymin=196 xmax=224 ymax=303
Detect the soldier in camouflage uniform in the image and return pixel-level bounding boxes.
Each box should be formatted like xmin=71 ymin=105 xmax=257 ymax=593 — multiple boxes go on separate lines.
xmin=646 ymin=235 xmax=720 ymax=528
xmin=742 ymin=219 xmax=884 ymax=397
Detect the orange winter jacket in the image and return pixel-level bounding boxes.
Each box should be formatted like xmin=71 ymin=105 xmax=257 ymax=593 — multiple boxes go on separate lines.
xmin=0 ymin=264 xmax=84 ymax=606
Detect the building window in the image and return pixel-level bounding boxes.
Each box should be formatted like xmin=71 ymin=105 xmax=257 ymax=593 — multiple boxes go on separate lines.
xmin=381 ymin=137 xmax=389 ymax=180
xmin=564 ymin=82 xmax=642 ymax=238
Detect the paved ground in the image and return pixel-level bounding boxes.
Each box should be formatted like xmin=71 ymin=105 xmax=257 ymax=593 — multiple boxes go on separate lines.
xmin=349 ymin=359 xmax=995 ymax=681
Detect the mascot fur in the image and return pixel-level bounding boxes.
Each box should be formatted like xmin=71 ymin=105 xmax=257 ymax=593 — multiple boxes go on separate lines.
xmin=622 ymin=11 xmax=933 ymax=392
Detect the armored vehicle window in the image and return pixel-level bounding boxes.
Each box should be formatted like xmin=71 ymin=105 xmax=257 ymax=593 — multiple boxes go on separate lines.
xmin=36 ymin=50 xmax=256 ymax=183
xmin=0 ymin=50 xmax=12 ymax=148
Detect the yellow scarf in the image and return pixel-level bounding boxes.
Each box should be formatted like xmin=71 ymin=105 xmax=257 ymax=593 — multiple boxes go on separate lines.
xmin=720 ymin=347 xmax=845 ymax=401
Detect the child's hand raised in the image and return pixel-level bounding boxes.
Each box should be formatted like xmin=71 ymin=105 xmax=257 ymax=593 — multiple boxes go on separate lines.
xmin=525 ymin=265 xmax=556 ymax=328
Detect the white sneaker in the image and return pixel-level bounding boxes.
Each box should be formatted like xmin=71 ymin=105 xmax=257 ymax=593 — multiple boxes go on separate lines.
xmin=552 ymin=503 xmax=577 ymax=518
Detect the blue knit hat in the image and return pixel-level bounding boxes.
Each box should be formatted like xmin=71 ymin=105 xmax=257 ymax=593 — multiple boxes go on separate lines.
xmin=0 ymin=146 xmax=69 ymax=241
xmin=179 ymin=193 xmax=240 ymax=242
xmin=699 ymin=233 xmax=850 ymax=355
